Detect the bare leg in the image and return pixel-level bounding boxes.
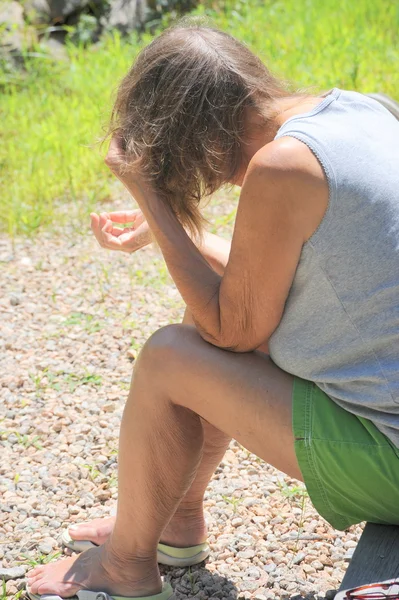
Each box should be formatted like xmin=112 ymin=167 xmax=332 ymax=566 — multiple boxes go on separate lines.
xmin=28 ymin=324 xmax=300 ymax=597
xmin=69 ymin=308 xmax=233 ymax=548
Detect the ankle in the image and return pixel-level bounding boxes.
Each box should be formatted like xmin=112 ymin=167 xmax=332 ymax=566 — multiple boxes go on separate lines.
xmin=100 ymin=542 xmax=161 ymax=594
xmin=172 ymin=498 xmax=205 ymax=522
xmin=162 ymin=501 xmax=207 ymax=547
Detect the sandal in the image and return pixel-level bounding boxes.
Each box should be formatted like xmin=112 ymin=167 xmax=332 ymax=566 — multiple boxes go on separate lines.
xmin=26 ymin=583 xmax=175 ymax=600
xmin=61 ymin=530 xmax=210 ymax=567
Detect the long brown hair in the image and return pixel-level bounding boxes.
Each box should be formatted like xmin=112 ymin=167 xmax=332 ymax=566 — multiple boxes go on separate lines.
xmin=109 ymin=19 xmax=288 ymax=236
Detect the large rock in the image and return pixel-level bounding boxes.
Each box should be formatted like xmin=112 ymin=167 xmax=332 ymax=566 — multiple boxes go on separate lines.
xmin=106 ymin=0 xmax=147 ymax=33
xmin=0 ymin=1 xmax=24 ymax=49
xmin=23 ymin=0 xmax=51 ymax=24
xmin=48 ymin=0 xmax=90 ymax=21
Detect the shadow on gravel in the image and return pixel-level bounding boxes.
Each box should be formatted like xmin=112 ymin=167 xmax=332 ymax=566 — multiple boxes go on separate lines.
xmin=161 ymin=563 xmax=239 ymax=599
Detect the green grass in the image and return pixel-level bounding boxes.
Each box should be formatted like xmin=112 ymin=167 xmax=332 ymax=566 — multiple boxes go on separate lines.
xmin=1 ymin=0 xmax=398 ymax=234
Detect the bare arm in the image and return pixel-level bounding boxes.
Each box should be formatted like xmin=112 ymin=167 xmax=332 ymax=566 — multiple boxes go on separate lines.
xmin=103 ymin=137 xmax=328 ymax=352
xmin=199 ymin=232 xmax=231 ymax=276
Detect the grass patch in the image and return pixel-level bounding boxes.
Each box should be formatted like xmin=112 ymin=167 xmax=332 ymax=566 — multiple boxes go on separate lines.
xmin=1 ymin=0 xmax=398 ymax=234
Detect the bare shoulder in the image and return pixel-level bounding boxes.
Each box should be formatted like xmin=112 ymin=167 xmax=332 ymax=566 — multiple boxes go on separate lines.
xmin=249 ymin=136 xmax=327 ymax=180
xmin=243 ymin=137 xmax=329 ymax=242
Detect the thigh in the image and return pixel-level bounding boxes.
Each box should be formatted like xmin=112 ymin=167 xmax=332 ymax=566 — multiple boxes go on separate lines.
xmin=149 ymin=324 xmax=303 ymax=481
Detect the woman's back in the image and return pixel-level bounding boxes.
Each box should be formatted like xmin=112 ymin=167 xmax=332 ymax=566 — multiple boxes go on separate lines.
xmin=269 ymin=89 xmax=399 ymax=445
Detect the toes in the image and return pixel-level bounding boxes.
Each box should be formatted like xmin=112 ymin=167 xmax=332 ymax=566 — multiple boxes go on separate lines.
xmin=28 ymin=565 xmax=45 ymax=578
xmin=27 ymin=575 xmax=43 ymax=594
xmin=27 ymin=573 xmax=43 ymax=586
xmin=69 ymin=525 xmax=97 ymax=541
xmin=36 ymin=578 xmax=77 ymax=597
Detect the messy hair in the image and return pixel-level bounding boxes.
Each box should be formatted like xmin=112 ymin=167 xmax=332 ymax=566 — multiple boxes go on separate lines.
xmin=109 ymin=19 xmax=289 ymax=237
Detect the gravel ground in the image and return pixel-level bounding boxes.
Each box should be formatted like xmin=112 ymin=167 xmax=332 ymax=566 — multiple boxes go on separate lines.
xmin=0 ymin=194 xmax=363 ymax=600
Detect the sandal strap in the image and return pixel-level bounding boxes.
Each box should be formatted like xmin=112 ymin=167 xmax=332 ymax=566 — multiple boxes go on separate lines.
xmin=77 ymin=583 xmax=174 ymax=600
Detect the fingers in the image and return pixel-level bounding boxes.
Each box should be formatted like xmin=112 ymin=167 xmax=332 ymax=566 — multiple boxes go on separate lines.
xmin=101 ymin=220 xmax=147 ymax=252
xmin=105 ymin=135 xmax=125 ymax=169
xmin=90 ymin=212 xmax=150 ymax=253
xmin=106 ymin=210 xmax=142 ymax=224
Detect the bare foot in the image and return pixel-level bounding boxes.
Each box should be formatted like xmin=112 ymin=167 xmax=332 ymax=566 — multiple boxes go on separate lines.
xmin=68 ymin=504 xmax=207 ymax=549
xmin=27 ymin=543 xmax=160 ymax=598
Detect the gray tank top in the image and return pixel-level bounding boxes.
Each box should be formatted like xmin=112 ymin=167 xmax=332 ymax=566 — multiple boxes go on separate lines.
xmin=269 ymin=88 xmax=399 ymax=447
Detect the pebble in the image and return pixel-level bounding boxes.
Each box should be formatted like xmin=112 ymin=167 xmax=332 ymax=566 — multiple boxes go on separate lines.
xmin=232 ymin=517 xmax=243 ymax=527
xmin=0 ymin=566 xmax=26 ymax=580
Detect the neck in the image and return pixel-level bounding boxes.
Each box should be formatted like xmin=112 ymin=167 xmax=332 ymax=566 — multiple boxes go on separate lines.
xmin=231 ymin=94 xmax=322 ymax=186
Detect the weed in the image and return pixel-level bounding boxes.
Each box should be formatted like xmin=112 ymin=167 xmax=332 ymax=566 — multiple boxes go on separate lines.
xmin=277 ymin=480 xmax=308 ymax=501
xmin=222 ymin=494 xmax=243 ymax=513
xmin=29 ymin=371 xmax=44 ymax=393
xmin=107 ymin=474 xmax=118 ymax=488
xmin=20 ymin=551 xmax=62 ymax=567
xmin=63 ymin=312 xmax=102 ymax=334
xmin=277 ymin=480 xmax=309 ymax=553
xmin=63 ymin=371 xmax=102 ymax=392
xmin=0 ymin=579 xmax=22 ymax=600
xmin=84 ymin=463 xmax=102 ymax=481
xmin=0 ymin=429 xmax=43 ymax=449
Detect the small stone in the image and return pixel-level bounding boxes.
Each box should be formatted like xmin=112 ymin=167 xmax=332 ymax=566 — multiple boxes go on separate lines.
xmin=292 ymin=552 xmax=306 ymax=565
xmin=237 ymin=549 xmax=256 ymax=559
xmin=0 ymin=566 xmax=26 ymax=581
xmin=232 ymin=517 xmax=243 ymax=527
xmin=344 ymin=548 xmax=355 ymax=562
xmin=38 ymin=543 xmax=53 ymax=555
xmin=343 ymin=540 xmax=357 ymax=548
xmin=325 ymin=590 xmax=338 ymax=600
xmin=68 ymin=505 xmax=80 ymax=515
xmin=263 ymin=563 xmax=277 ymax=574
xmin=96 ymin=489 xmax=111 ymax=501
xmin=302 ymin=564 xmax=316 ymax=574
xmin=20 ymin=256 xmax=32 ymax=266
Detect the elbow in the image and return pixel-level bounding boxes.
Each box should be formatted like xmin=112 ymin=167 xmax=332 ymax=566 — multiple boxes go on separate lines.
xmin=198 ymin=328 xmax=267 ymax=354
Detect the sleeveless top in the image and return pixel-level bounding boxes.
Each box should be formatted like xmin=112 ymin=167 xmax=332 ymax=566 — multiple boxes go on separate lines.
xmin=268 ymin=88 xmax=399 ymax=448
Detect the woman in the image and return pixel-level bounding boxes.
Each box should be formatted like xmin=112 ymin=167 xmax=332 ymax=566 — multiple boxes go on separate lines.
xmin=27 ymin=21 xmax=399 ymax=600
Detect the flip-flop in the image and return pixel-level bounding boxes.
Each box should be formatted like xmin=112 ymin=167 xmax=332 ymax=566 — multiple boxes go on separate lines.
xmin=26 ymin=583 xmax=175 ymax=600
xmin=61 ymin=530 xmax=210 ymax=568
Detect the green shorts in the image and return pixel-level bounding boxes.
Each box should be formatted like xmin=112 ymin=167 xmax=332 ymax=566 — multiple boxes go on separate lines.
xmin=292 ymin=377 xmax=399 ymax=530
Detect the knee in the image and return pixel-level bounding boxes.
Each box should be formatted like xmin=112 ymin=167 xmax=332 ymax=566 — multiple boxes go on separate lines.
xmin=136 ymin=323 xmax=202 ymax=377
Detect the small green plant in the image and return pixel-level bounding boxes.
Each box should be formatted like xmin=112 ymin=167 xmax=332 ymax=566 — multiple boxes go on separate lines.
xmin=293 ymin=491 xmax=308 ymax=552
xmin=222 ymin=494 xmax=243 ymax=513
xmin=0 ymin=430 xmax=43 ymax=449
xmin=186 ymin=567 xmax=199 ymax=595
xmin=63 ymin=312 xmax=102 ymax=333
xmin=277 ymin=480 xmax=309 ymax=553
xmin=29 ymin=371 xmax=44 ymax=392
xmin=17 ymin=432 xmax=43 ymax=450
xmin=277 ymin=480 xmax=308 ymax=501
xmin=84 ymin=463 xmax=102 ymax=481
xmin=61 ymin=370 xmax=103 ymax=392
xmin=0 ymin=578 xmax=22 ymax=600
xmin=20 ymin=551 xmax=62 ymax=567
xmin=107 ymin=474 xmax=118 ymax=488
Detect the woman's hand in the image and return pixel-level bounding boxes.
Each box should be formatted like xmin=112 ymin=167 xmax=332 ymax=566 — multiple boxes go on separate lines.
xmin=90 ymin=210 xmax=152 ymax=253
xmin=105 ymin=135 xmax=148 ymax=201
